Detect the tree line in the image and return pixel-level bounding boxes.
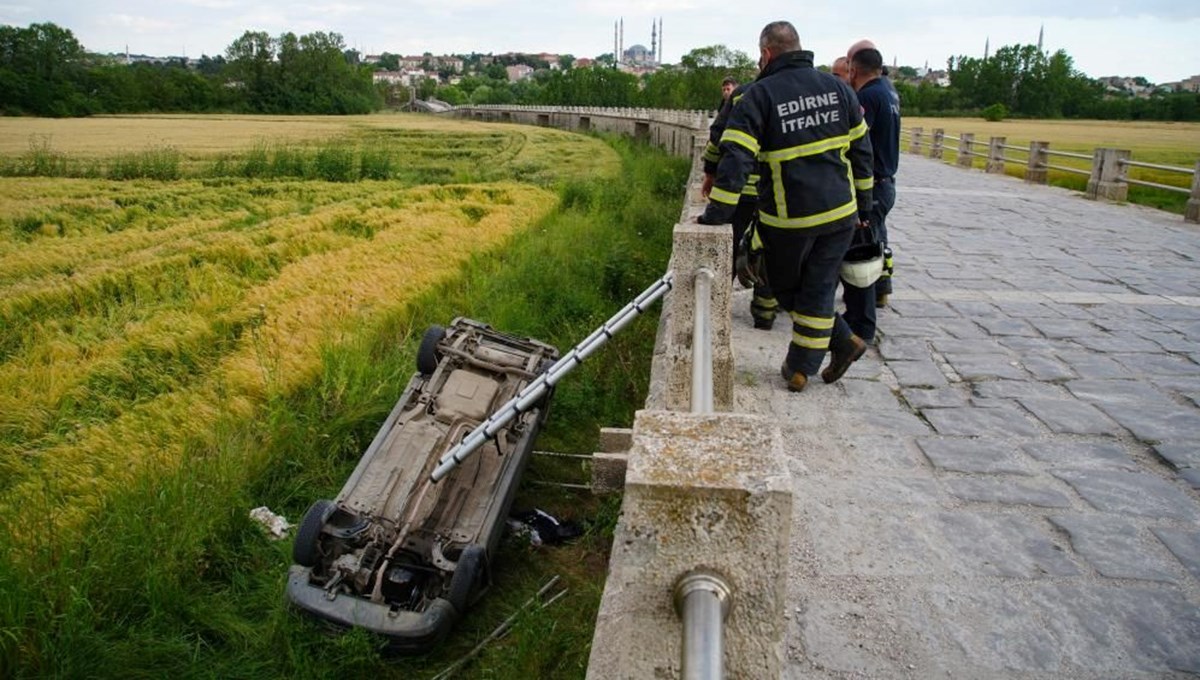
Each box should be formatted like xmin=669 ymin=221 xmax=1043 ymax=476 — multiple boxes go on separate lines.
xmin=0 ymin=23 xmax=380 ymax=116
xmin=1 ymin=21 xmax=1196 ymax=121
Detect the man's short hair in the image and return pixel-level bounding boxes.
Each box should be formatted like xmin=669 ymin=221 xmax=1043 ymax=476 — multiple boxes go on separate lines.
xmin=759 ymin=21 xmax=800 ymax=54
xmin=851 ymin=47 xmax=883 ymax=75
xmin=722 ymin=76 xmax=738 ymax=87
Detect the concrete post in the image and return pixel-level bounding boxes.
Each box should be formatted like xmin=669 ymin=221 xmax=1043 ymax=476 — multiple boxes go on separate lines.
xmin=1086 ymin=148 xmax=1131 ymax=202
xmin=1186 ymin=160 xmax=1200 ymax=224
xmin=930 ymin=128 xmax=945 ymax=160
xmin=986 ymin=136 xmax=1006 ymax=174
xmin=909 ymin=126 xmax=923 ymax=154
xmin=585 ymin=411 xmax=792 ymax=680
xmin=1026 ymin=141 xmax=1049 ymax=184
xmin=958 ymin=133 xmax=975 ymax=168
xmin=646 ymin=223 xmax=733 ymax=412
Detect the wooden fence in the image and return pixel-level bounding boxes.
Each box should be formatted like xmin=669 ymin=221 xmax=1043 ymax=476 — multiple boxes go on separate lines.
xmin=902 ymin=126 xmax=1200 ymax=224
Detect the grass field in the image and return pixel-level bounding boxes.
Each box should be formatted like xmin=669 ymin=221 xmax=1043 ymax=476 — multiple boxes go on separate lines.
xmin=904 ymin=117 xmax=1200 ymax=214
xmin=0 ymin=113 xmax=689 ymax=679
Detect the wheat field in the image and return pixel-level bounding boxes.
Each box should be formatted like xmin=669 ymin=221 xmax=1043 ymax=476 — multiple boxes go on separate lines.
xmin=0 ymin=113 xmax=620 ymax=556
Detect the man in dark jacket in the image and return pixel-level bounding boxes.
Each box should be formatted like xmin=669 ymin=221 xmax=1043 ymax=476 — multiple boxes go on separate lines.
xmin=702 ymin=80 xmax=779 ymax=329
xmin=848 ymin=40 xmax=901 ymax=309
xmin=699 ymin=20 xmax=873 ymax=392
xmin=841 ymin=46 xmax=900 ymax=341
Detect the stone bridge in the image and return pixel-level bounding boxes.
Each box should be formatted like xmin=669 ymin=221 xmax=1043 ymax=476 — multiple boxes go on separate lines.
xmin=449 ymin=106 xmax=1200 ymax=678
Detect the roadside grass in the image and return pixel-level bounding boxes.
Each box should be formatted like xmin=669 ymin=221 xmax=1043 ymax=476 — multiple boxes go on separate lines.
xmin=0 ymin=132 xmax=688 ymax=679
xmin=904 ymin=117 xmax=1200 ymax=215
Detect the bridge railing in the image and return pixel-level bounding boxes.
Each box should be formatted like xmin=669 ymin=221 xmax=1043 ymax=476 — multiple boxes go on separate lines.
xmin=441 ymin=105 xmax=792 ymax=679
xmin=904 ymin=126 xmax=1200 ymax=223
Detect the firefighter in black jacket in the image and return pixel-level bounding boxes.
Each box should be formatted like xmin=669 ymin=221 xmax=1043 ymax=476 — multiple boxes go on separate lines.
xmin=702 ymin=81 xmax=779 ymax=329
xmin=699 ymin=20 xmax=874 ymax=392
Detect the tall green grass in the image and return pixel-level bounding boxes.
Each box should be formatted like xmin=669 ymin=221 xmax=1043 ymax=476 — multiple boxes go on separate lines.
xmin=0 ymin=135 xmax=688 ymax=679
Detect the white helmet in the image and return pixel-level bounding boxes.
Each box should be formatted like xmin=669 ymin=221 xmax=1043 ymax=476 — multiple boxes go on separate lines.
xmin=840 ymin=255 xmax=883 ymax=288
xmin=840 ymin=224 xmax=884 ymax=288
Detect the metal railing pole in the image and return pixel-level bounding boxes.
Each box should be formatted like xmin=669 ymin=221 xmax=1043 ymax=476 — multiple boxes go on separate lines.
xmin=429 ymin=271 xmax=675 ymax=482
xmin=674 ymin=570 xmax=732 ymax=680
xmin=691 ymin=268 xmax=714 ymax=414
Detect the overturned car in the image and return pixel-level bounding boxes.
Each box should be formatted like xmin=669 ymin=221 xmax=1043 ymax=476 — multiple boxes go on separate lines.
xmin=286 ymin=318 xmax=559 ymax=651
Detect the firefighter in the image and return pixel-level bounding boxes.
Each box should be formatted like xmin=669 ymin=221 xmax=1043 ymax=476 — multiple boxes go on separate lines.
xmin=848 ymin=40 xmax=900 ymax=308
xmin=702 ymin=79 xmax=779 ymax=329
xmin=698 ymin=20 xmax=874 ymax=392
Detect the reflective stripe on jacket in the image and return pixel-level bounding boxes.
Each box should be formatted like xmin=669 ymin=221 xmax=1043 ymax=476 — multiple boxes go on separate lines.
xmin=704 ymin=84 xmax=759 ymax=198
xmin=708 ymin=50 xmax=873 ymax=231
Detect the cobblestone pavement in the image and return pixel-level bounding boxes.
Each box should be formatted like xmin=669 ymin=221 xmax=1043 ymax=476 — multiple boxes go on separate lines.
xmin=730 ymin=155 xmax=1200 ymax=678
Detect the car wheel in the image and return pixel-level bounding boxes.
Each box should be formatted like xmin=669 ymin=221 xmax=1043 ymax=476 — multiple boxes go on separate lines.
xmin=417 ymin=325 xmax=446 ymax=376
xmin=293 ymin=499 xmax=336 ymax=567
xmin=447 ymin=545 xmax=486 ymax=614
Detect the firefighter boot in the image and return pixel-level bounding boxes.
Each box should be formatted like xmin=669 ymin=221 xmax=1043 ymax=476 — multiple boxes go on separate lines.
xmin=780 ymin=362 xmax=808 ymax=393
xmin=820 ymin=334 xmax=867 ymax=384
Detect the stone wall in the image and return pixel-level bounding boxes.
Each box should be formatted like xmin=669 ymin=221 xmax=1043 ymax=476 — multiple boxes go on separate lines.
xmin=443 ymin=105 xmax=793 ymax=678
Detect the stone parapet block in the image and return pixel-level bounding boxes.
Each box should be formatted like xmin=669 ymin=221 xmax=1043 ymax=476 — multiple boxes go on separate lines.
xmin=591 ymin=452 xmax=628 ymax=494
xmin=586 ymin=410 xmax=792 ymax=680
xmin=656 ymin=223 xmax=733 ymax=412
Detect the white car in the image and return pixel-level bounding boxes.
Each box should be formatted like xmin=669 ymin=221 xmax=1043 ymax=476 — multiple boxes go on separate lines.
xmin=286 ymin=318 xmax=559 ymax=651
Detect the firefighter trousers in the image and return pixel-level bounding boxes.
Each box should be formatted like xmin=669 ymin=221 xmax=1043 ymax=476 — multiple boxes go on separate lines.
xmin=759 ymin=216 xmax=858 ymax=376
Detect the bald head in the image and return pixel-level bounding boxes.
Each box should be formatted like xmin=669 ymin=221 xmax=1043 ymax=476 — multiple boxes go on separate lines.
xmin=759 ymin=21 xmax=800 ymax=54
xmin=847 ymin=38 xmax=877 ymax=61
xmin=832 ymin=56 xmax=850 ymax=84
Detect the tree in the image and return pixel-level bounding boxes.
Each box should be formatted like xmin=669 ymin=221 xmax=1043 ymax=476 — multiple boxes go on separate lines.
xmin=0 ymin=22 xmax=91 ymax=115
xmin=484 ymin=63 xmax=507 ymax=81
xmin=377 ymin=52 xmax=400 ymax=71
xmin=558 ymin=54 xmax=575 ymax=70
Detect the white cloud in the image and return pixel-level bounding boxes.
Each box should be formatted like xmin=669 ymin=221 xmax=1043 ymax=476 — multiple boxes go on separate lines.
xmin=99 ymin=14 xmax=178 ymax=33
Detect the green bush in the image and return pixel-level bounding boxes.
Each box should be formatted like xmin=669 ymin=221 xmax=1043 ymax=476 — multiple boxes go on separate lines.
xmin=982 ymin=103 xmax=1009 ymax=122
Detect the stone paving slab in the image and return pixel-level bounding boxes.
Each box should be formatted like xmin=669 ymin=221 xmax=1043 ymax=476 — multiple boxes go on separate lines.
xmin=730 ymin=154 xmax=1200 ymax=678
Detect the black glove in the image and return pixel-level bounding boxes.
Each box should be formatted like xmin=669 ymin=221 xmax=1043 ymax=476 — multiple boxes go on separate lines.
xmin=734 ymin=221 xmax=768 ymax=289
xmin=698 ymin=202 xmax=736 ymax=225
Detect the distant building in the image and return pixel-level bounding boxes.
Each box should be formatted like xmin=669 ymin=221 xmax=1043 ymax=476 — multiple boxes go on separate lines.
xmin=573 ymin=57 xmax=595 ymax=69
xmin=372 ymin=70 xmax=408 ymax=85
xmin=1169 ymin=75 xmax=1200 ymax=93
xmin=924 ymin=69 xmax=950 ymax=87
xmin=1099 ymin=76 xmax=1154 ymax=98
xmin=622 ymin=43 xmax=654 ymax=66
xmin=362 ymin=54 xmax=383 ymax=65
xmin=506 ymin=64 xmax=534 ymax=81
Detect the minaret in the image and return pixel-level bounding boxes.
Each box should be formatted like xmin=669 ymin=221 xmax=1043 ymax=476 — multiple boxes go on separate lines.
xmin=613 ymin=21 xmax=618 ymax=66
xmin=1038 ymin=24 xmax=1044 ymax=52
xmin=651 ymin=21 xmax=657 ymax=64
xmin=984 ymin=36 xmax=990 ymax=60
xmin=619 ymin=18 xmax=624 ymax=65
xmin=659 ymin=18 xmax=664 ymax=63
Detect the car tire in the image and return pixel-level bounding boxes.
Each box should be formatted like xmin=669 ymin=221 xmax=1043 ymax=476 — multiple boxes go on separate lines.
xmin=447 ymin=545 xmax=486 ymax=614
xmin=417 ymin=325 xmax=446 ymax=376
xmin=293 ymin=499 xmax=336 ymax=567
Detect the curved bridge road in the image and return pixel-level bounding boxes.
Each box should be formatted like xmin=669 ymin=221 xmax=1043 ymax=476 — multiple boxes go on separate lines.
xmin=729 ymin=155 xmax=1200 ymax=678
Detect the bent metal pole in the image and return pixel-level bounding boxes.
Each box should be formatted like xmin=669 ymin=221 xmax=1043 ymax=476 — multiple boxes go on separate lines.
xmin=429 ymin=271 xmax=675 ymax=483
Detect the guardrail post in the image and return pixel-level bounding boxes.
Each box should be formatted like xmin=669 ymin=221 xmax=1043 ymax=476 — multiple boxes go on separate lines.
xmin=909 ymin=126 xmax=923 ymax=154
xmin=1026 ymin=141 xmax=1049 ymax=184
xmin=585 ymin=411 xmax=791 ymax=680
xmin=674 ymin=570 xmax=731 ymax=680
xmin=957 ymin=133 xmax=974 ymax=168
xmin=1087 ymin=148 xmax=1131 ymax=202
xmin=986 ymin=136 xmax=1006 ymax=174
xmin=1187 ymin=160 xmax=1200 ymax=223
xmin=930 ymin=128 xmax=944 ymax=159
xmin=650 ymin=223 xmax=733 ymax=411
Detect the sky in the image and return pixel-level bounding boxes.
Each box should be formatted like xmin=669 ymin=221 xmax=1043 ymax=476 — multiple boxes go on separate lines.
xmin=4 ymin=1 xmax=1199 ymax=84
